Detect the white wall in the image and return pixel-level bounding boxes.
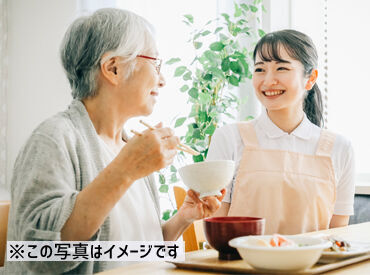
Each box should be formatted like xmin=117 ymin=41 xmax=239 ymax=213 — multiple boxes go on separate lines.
xmin=6 ymin=0 xmax=77 ymax=188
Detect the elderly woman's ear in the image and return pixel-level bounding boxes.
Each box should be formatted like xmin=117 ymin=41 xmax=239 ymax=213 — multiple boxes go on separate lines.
xmin=100 ymin=53 xmax=121 ymax=86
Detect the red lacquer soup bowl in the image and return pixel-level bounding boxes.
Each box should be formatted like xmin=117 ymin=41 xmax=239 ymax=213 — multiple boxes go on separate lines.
xmin=203 ymin=216 xmax=265 ymax=260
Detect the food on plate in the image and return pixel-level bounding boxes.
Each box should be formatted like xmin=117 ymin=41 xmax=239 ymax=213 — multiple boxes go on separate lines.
xmin=246 ymin=234 xmax=297 ymax=247
xmin=269 ymin=234 xmax=296 ymax=247
xmin=324 ymin=236 xmax=351 ymax=252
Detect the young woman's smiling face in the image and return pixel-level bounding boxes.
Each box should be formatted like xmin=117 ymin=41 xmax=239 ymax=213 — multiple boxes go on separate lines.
xmin=252 ymin=45 xmax=309 ymax=112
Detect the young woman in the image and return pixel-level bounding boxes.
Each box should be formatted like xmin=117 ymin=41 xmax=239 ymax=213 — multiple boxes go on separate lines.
xmin=208 ymin=29 xmax=355 ymax=234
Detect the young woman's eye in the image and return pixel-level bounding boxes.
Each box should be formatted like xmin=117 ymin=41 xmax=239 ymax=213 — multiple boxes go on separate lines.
xmin=254 ymin=68 xmax=264 ymax=72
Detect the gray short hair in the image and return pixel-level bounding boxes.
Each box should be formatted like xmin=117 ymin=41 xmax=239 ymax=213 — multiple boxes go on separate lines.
xmin=60 ymin=8 xmax=156 ymax=99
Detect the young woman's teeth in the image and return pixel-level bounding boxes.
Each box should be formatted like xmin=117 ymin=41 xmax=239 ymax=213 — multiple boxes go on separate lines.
xmin=264 ymin=90 xmax=284 ymax=96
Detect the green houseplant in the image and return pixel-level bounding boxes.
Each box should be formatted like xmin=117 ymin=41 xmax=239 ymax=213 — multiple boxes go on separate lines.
xmin=160 ymin=1 xmax=266 ymax=220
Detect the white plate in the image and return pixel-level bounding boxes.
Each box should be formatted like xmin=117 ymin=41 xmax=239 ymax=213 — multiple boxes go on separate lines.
xmin=319 ymin=243 xmax=370 ymax=263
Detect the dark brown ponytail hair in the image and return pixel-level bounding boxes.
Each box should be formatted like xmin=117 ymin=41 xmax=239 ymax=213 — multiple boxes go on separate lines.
xmin=253 ymin=29 xmax=324 ymax=127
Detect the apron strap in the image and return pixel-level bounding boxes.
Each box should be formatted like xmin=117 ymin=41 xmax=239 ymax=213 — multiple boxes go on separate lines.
xmin=316 ymin=129 xmax=336 ymax=157
xmin=237 ymin=122 xmax=260 ymax=149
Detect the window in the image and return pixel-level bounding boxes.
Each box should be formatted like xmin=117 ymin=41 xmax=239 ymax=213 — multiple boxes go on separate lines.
xmin=116 ymin=0 xmax=220 ymax=135
xmin=277 ymin=0 xmax=370 ymax=183
xmin=326 ymin=0 xmax=370 ymax=178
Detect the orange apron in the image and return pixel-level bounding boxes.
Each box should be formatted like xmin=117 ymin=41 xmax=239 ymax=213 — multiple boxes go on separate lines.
xmin=228 ymin=122 xmax=336 ymax=234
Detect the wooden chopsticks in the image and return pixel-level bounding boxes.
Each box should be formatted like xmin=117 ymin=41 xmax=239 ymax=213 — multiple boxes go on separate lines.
xmin=130 ymin=120 xmax=200 ymax=156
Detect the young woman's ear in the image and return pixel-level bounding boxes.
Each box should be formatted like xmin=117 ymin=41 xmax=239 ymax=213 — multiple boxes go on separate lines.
xmin=100 ymin=54 xmax=120 ymax=86
xmin=305 ymin=69 xmax=318 ymax=90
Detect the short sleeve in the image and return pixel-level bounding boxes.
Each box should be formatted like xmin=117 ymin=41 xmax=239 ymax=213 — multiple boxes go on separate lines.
xmin=333 ymin=138 xmax=355 ymax=215
xmin=207 ymin=126 xmax=237 ymax=203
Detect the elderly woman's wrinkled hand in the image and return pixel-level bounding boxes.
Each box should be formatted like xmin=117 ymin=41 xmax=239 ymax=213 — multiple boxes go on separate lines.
xmin=117 ymin=124 xmax=180 ymax=182
xmin=179 ymin=189 xmax=226 ymax=223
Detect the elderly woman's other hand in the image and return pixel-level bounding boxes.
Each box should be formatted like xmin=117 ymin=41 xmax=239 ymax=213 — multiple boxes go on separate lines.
xmin=179 ymin=189 xmax=226 ymax=223
xmin=116 ymin=123 xmax=180 ymax=182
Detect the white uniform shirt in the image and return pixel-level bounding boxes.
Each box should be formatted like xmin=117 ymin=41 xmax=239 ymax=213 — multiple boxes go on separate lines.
xmin=207 ymin=109 xmax=355 ymax=215
xmin=98 ymin=137 xmax=163 ymax=268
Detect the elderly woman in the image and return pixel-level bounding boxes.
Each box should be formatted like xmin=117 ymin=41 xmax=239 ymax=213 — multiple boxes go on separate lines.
xmin=5 ymin=8 xmax=224 ymax=274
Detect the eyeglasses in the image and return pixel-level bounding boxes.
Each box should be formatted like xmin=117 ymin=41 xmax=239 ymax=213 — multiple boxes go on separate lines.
xmin=137 ymin=55 xmax=162 ymax=74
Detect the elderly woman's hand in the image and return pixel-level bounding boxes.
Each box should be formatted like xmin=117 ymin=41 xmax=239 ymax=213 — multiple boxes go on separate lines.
xmin=117 ymin=123 xmax=180 ymax=182
xmin=178 ymin=189 xmax=226 ymax=223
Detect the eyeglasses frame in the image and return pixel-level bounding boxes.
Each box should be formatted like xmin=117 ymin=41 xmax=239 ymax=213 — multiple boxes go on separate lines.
xmin=137 ymin=55 xmax=162 ymax=73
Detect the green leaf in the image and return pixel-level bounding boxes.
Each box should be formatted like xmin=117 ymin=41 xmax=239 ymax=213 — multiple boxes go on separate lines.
xmin=159 ymin=174 xmax=165 ymax=185
xmin=194 ymin=41 xmax=203 ymax=49
xmin=193 ymin=129 xmax=202 ymax=139
xmin=233 ymin=27 xmax=241 ymax=35
xmin=162 ymin=209 xmax=171 ymax=221
xmin=165 ymin=58 xmax=181 ymax=65
xmin=183 ymin=71 xmax=192 ymax=81
xmin=196 ymin=140 xmax=207 ymax=148
xmin=203 ymin=73 xmax=213 ymax=81
xmin=204 ymin=50 xmax=217 ymax=62
xmin=205 ymin=123 xmax=216 ymax=135
xmin=172 ymin=209 xmax=178 ymax=216
xmin=258 ymin=29 xmax=266 ymax=37
xmin=228 ymin=75 xmax=239 ymax=86
xmin=230 ymin=61 xmax=243 ymax=74
xmin=249 ymin=5 xmax=258 ymax=12
xmin=170 ymin=173 xmax=178 ymax=183
xmin=201 ymin=30 xmax=211 ymax=36
xmin=193 ymin=154 xmax=204 ymax=162
xmin=175 ymin=117 xmax=187 ymax=127
xmin=180 ymin=84 xmax=189 ymax=92
xmin=239 ymin=58 xmax=249 ymax=76
xmin=231 ymin=51 xmax=246 ymax=58
xmin=182 ymin=20 xmax=191 ymax=26
xmin=208 ymin=67 xmax=224 ymax=78
xmin=199 ymin=111 xmax=207 ymax=123
xmin=193 ymin=33 xmax=202 ymax=40
xmin=245 ymin=115 xmax=254 ymax=121
xmin=240 ymin=3 xmax=249 ymax=11
xmin=199 ymin=93 xmax=212 ymax=105
xmin=188 ymin=88 xmax=199 ymax=99
xmin=221 ymin=13 xmax=230 ymax=22
xmin=186 ymin=126 xmax=194 ymax=138
xmin=170 ymin=165 xmax=177 ymax=172
xmin=184 ymin=14 xmax=194 ymax=23
xmin=237 ymin=19 xmax=248 ymax=25
xmin=214 ymin=27 xmax=223 ymax=34
xmin=210 ymin=42 xmax=225 ymax=51
xmin=219 ymin=33 xmax=229 ymax=42
xmin=234 ymin=3 xmax=242 ymax=17
xmin=190 ymin=56 xmax=198 ymax=65
xmin=209 ymin=109 xmax=218 ymax=118
xmin=189 ymin=105 xmax=198 ymax=117
xmin=159 ymin=184 xmax=169 ymax=193
xmin=224 ymin=112 xmax=236 ymax=119
xmin=221 ymin=58 xmax=230 ymax=72
xmin=174 ymin=66 xmax=187 ymax=77
xmin=241 ymin=27 xmax=251 ymax=35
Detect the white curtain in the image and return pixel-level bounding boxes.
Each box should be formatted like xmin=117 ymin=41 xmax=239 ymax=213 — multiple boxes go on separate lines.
xmin=0 ymin=0 xmax=8 ymax=188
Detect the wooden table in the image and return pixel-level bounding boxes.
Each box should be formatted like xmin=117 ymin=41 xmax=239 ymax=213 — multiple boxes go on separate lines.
xmin=99 ymin=222 xmax=370 ymax=274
